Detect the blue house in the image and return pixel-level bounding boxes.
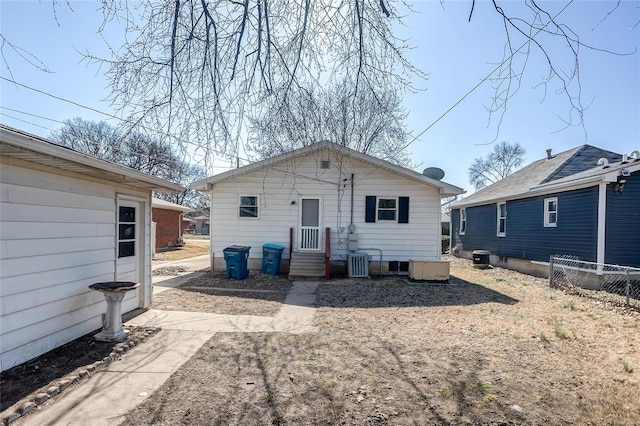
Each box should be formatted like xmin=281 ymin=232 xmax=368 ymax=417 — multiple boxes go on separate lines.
xmin=451 ymin=146 xmax=640 ymax=277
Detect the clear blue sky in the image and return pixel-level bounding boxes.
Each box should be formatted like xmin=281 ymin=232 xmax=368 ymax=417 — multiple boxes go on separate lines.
xmin=1 ymin=1 xmax=638 ymax=193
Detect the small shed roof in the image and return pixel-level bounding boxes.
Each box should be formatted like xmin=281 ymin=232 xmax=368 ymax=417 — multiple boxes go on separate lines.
xmin=152 ymin=197 xmax=193 ymax=212
xmin=1 ymin=124 xmax=185 ymax=193
xmin=191 ymin=140 xmax=464 ymax=198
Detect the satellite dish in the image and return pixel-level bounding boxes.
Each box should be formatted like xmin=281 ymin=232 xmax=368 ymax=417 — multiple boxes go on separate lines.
xmin=423 ymin=167 xmax=445 ymax=180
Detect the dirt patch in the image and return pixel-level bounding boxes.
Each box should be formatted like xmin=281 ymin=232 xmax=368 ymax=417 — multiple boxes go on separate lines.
xmin=124 ymin=258 xmax=640 ymax=425
xmin=151 ymin=270 xmax=293 ymax=316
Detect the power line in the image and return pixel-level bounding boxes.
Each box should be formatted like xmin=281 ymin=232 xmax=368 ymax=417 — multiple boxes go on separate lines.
xmin=0 ymin=78 xmax=241 ymax=169
xmin=1 ymin=76 xmax=121 ymax=120
xmin=0 ymin=98 xmax=342 ymax=187
xmin=0 ymin=112 xmax=54 ymax=131
xmin=1 ymin=106 xmax=67 ymax=125
xmin=355 ymin=1 xmax=574 ymax=184
xmin=3 ymin=0 xmax=571 ymax=188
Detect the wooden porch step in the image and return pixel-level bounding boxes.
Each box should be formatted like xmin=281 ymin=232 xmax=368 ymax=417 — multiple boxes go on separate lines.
xmin=289 ymin=251 xmax=325 ymax=279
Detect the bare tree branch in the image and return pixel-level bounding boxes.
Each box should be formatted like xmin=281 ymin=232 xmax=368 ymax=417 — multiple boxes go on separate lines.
xmin=468 ymin=141 xmax=526 ymax=190
xmin=247 ymin=80 xmax=413 ymax=167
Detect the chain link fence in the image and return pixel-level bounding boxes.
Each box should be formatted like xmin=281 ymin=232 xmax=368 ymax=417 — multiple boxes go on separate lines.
xmin=549 ymin=255 xmax=640 ymax=309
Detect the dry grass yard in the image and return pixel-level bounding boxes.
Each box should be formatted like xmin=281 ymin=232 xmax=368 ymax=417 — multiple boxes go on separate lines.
xmin=153 ymin=239 xmax=210 ymax=261
xmin=121 ymin=257 xmax=640 ymax=425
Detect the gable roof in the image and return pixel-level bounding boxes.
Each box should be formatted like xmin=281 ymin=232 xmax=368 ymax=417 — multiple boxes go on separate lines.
xmin=454 ymin=145 xmax=626 ymax=208
xmin=191 ymin=141 xmax=464 ymax=197
xmin=535 ymin=155 xmax=640 ymax=191
xmin=1 ymin=124 xmax=185 ymax=193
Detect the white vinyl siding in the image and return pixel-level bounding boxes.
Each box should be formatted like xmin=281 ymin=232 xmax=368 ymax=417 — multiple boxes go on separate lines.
xmin=544 ymin=197 xmax=558 ymax=227
xmin=209 ymin=146 xmax=442 ymax=263
xmin=0 ymin=160 xmax=150 ymax=371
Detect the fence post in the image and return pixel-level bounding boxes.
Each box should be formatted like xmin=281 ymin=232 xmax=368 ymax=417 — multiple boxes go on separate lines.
xmin=626 ymin=268 xmax=631 ymax=306
xmin=549 ymin=256 xmax=554 ymax=287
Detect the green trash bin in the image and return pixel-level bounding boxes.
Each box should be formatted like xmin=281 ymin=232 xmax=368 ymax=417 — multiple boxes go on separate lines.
xmin=261 ymin=243 xmax=285 ymax=275
xmin=223 ymin=245 xmax=251 ymax=279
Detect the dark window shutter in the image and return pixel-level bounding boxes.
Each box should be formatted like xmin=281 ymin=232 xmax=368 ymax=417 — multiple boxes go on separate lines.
xmin=398 ymin=197 xmax=409 ymax=223
xmin=365 ymin=196 xmax=377 ymax=222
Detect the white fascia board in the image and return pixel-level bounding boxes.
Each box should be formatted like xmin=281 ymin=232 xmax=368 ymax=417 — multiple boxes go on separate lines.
xmin=1 ymin=125 xmax=185 ymax=192
xmin=190 ymin=140 xmax=465 ymax=195
xmin=532 ymin=162 xmax=640 ymax=192
xmin=151 ymin=199 xmax=193 ymax=212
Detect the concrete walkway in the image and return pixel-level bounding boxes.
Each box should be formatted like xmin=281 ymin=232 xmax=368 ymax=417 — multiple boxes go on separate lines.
xmin=18 ymin=262 xmax=318 ymax=426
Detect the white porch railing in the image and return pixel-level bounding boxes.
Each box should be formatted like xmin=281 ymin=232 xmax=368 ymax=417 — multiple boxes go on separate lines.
xmin=300 ymin=227 xmax=320 ymax=250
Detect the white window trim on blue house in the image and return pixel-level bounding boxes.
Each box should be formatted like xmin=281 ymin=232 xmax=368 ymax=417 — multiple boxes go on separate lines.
xmin=497 ymin=202 xmax=506 ymax=237
xmin=544 ymin=197 xmax=558 ymax=227
xmin=459 ymin=208 xmax=466 ymax=235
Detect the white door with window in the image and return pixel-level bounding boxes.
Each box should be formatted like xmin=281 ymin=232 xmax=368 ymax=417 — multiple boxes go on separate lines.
xmin=116 ymin=198 xmax=142 ymax=310
xmin=299 ymin=197 xmax=322 ymax=251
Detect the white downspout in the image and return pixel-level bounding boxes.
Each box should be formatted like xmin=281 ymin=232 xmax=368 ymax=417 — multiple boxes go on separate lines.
xmin=597 ymin=182 xmax=607 ymax=274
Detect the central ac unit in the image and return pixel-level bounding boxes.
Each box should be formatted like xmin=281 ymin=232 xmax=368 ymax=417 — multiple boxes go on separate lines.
xmin=347 ymin=252 xmax=369 ymax=277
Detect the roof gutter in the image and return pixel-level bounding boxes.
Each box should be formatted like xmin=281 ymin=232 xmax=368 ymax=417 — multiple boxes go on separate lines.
xmin=453 ymin=164 xmax=638 ymax=209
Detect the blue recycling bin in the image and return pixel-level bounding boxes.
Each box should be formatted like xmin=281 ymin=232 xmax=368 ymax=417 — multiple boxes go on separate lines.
xmin=261 ymin=243 xmax=285 ymax=275
xmin=223 ymin=245 xmax=251 ymax=279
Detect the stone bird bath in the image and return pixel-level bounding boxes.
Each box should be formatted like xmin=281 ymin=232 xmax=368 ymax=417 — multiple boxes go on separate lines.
xmin=89 ymin=281 xmax=140 ymax=342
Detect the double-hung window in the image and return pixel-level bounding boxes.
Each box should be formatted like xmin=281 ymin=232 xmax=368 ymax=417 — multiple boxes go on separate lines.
xmin=497 ymin=202 xmax=507 ymax=237
xmin=459 ymin=208 xmax=467 ymax=235
xmin=544 ymin=197 xmax=558 ymax=227
xmin=377 ymin=198 xmax=397 ymax=221
xmin=239 ymin=195 xmax=259 ymax=218
xmin=365 ymin=196 xmax=409 ymax=223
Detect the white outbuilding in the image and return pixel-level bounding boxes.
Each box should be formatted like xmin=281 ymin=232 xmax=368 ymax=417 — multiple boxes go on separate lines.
xmin=0 ymin=125 xmax=184 ymax=371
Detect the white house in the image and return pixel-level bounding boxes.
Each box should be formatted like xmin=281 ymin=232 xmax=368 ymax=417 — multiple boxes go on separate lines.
xmin=0 ymin=125 xmax=184 ymax=371
xmin=191 ymin=141 xmax=464 ymax=277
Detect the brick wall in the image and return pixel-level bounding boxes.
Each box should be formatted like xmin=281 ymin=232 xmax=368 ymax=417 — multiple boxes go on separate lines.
xmin=152 ymin=208 xmax=183 ymax=249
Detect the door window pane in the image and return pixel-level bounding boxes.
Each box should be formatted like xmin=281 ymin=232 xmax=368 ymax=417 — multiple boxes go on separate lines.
xmin=118 ymin=205 xmax=136 ymax=258
xmin=119 ymin=241 xmax=135 ymax=258
xmin=119 ymin=224 xmax=135 ymax=239
xmin=119 ymin=206 xmax=136 ymax=222
xmin=301 ymin=199 xmax=320 ymax=226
